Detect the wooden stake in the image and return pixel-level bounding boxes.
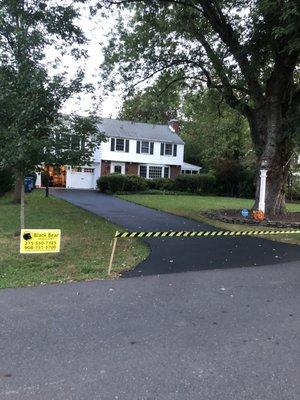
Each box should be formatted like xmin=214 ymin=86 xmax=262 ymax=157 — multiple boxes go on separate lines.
xmin=108 ymin=235 xmax=118 ymax=276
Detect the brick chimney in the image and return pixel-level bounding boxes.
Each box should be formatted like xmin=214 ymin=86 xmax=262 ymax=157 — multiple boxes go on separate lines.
xmin=168 ymin=119 xmax=180 ymax=134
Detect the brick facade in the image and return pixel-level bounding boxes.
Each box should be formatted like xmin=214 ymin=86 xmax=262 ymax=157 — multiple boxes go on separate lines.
xmin=101 ymin=160 xmax=111 ymax=176
xmin=170 ymin=165 xmax=181 ymax=179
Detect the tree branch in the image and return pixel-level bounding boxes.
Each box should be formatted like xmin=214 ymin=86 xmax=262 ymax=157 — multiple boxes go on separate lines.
xmin=196 ymin=0 xmax=265 ymax=105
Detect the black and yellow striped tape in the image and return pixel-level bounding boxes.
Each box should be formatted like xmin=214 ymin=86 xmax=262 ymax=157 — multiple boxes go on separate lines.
xmin=115 ymin=229 xmax=300 ymax=238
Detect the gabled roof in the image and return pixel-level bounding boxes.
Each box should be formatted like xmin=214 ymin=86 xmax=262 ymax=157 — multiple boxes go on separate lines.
xmin=98 ymin=118 xmax=184 ymax=144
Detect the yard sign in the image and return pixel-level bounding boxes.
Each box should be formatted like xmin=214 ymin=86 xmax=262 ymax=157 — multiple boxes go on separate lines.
xmin=20 ymin=229 xmax=61 ymax=254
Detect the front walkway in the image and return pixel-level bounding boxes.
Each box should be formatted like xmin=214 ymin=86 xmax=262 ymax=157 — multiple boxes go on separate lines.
xmin=52 ymin=189 xmax=300 ymax=277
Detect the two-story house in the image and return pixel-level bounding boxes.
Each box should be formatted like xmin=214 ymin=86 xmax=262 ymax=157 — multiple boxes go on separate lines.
xmin=36 ymin=118 xmax=201 ymax=189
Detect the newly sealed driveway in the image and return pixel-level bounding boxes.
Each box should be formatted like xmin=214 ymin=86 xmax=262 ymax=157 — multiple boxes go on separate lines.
xmin=1 ymin=189 xmax=300 ymax=399
xmin=52 ymin=189 xmax=300 ymax=276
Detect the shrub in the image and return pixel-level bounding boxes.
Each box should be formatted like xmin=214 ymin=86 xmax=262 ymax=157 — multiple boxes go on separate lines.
xmin=108 ymin=173 xmax=128 ymax=193
xmin=0 ymin=168 xmax=14 ymax=196
xmin=97 ymin=175 xmax=110 ymax=193
xmin=146 ymin=178 xmax=174 ymax=191
xmin=213 ymin=158 xmax=256 ymax=198
xmin=124 ymin=175 xmax=148 ymax=192
xmin=97 ymin=173 xmax=148 ymax=193
xmin=196 ymin=173 xmax=216 ymax=193
xmin=237 ymin=168 xmax=256 ymax=198
xmin=174 ymin=174 xmax=198 ymax=192
xmin=214 ymin=159 xmax=241 ymax=196
xmin=174 ymin=173 xmax=216 ymax=193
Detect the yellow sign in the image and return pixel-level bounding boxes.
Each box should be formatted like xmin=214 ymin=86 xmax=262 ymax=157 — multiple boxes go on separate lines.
xmin=20 ymin=229 xmax=61 ymax=254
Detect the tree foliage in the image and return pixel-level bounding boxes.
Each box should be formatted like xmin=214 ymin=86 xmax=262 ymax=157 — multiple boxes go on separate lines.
xmin=0 ymin=0 xmax=104 ymax=200
xmin=119 ymin=72 xmax=183 ymax=123
xmin=181 ymin=90 xmax=251 ymax=169
xmin=98 ymin=0 xmax=300 ymax=214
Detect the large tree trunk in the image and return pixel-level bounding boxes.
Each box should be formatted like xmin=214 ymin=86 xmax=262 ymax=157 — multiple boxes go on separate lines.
xmin=254 ymin=146 xmax=291 ymax=216
xmin=250 ymin=99 xmax=293 ymax=216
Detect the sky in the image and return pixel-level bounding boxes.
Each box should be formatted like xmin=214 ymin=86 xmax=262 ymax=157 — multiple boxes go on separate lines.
xmin=58 ymin=3 xmax=122 ymax=118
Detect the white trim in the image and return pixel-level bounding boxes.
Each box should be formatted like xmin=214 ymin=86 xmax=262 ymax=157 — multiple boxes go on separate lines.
xmin=111 ymin=161 xmax=126 ymax=174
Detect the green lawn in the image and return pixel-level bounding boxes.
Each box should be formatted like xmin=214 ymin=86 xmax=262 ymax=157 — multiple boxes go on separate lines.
xmin=118 ymin=194 xmax=300 ymax=245
xmin=0 ymin=190 xmax=149 ymax=289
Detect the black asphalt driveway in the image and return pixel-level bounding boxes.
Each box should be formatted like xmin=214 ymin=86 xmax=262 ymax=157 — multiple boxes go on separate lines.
xmin=1 ymin=262 xmax=299 ymax=399
xmin=52 ymin=189 xmax=300 ymax=276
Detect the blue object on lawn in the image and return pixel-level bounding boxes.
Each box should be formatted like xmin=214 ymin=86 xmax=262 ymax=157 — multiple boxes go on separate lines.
xmin=24 ymin=177 xmax=34 ymax=193
xmin=241 ymin=208 xmax=250 ymax=218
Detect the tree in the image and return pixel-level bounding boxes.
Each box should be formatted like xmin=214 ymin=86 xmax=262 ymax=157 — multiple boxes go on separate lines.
xmin=119 ymin=72 xmax=183 ymax=123
xmin=181 ymin=89 xmax=251 ymax=169
xmin=120 ymin=79 xmax=251 ymax=169
xmin=98 ymin=0 xmax=300 ymax=215
xmin=0 ymin=0 xmax=104 ymax=216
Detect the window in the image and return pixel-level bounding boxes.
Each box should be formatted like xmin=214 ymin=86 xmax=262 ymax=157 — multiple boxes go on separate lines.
xmin=165 ymin=143 xmax=173 ymax=155
xmin=114 ymin=165 xmax=122 ymax=173
xmin=116 ymin=138 xmax=125 ymax=151
xmin=164 ymin=167 xmax=170 ymax=178
xmin=161 ymin=143 xmax=177 ymax=156
xmin=139 ymin=165 xmax=147 ymax=178
xmin=149 ymin=166 xmax=163 ymax=179
xmin=111 ymin=138 xmax=129 ymax=152
xmin=137 ymin=141 xmax=154 ymax=154
xmin=83 ymin=168 xmax=94 ymax=173
xmin=141 ymin=141 xmax=149 ymax=153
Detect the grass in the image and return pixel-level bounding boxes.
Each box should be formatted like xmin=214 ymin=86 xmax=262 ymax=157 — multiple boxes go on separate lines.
xmin=117 ymin=194 xmax=300 ymax=245
xmin=0 ymin=190 xmax=149 ymax=289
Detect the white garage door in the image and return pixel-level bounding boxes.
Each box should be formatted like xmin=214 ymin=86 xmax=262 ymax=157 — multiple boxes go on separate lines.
xmin=70 ymin=167 xmax=95 ymax=189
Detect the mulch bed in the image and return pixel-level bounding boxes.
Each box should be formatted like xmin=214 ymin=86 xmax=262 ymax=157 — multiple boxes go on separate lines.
xmin=203 ymin=209 xmax=300 ymax=228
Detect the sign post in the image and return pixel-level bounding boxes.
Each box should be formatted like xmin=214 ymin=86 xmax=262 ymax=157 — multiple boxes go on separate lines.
xmin=108 ymin=235 xmax=118 ymax=276
xmin=20 ymin=229 xmax=61 ymax=254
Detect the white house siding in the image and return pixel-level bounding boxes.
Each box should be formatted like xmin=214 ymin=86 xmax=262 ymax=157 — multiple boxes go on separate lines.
xmin=99 ymin=139 xmax=184 ymax=167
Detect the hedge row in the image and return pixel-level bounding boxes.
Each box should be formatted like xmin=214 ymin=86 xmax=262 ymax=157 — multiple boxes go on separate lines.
xmin=97 ymin=172 xmax=252 ymax=196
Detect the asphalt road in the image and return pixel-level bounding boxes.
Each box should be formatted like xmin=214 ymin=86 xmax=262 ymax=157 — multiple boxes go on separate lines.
xmin=1 ymin=189 xmax=299 ymax=399
xmin=1 ymin=262 xmax=299 ymax=399
xmin=52 ymin=189 xmax=300 ymax=276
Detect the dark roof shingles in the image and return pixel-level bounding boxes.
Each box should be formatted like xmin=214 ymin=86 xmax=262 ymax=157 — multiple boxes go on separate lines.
xmin=98 ymin=118 xmax=184 ymax=144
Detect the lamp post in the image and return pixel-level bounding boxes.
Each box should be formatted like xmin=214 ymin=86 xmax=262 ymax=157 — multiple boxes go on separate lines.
xmin=258 ymin=159 xmax=268 ymax=213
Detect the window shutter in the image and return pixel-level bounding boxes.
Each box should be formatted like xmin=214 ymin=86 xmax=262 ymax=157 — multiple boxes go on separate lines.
xmin=150 ymin=142 xmax=154 ymax=155
xmin=125 ymin=139 xmax=130 ymax=152
xmin=173 ymin=144 xmax=177 ymax=157
xmin=160 ymin=143 xmax=164 ymax=156
xmin=111 ymin=138 xmax=115 ymax=151
xmin=136 ymin=141 xmax=140 ymax=153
